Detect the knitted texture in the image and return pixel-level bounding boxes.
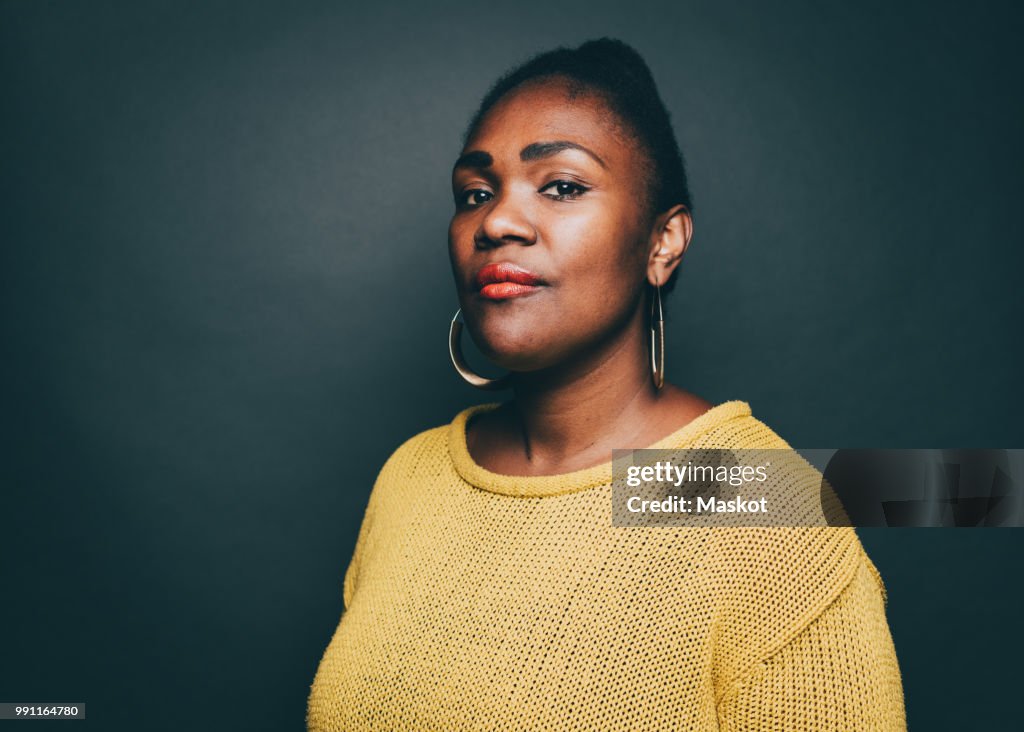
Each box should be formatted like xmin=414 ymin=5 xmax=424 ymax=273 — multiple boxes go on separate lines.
xmin=307 ymin=401 xmax=906 ymax=731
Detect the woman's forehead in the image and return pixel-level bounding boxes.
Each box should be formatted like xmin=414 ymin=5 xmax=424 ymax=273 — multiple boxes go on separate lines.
xmin=464 ymin=82 xmax=631 ymax=163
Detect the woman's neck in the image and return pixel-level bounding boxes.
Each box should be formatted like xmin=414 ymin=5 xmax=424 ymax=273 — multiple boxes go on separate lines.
xmin=470 ymin=308 xmax=711 ymax=476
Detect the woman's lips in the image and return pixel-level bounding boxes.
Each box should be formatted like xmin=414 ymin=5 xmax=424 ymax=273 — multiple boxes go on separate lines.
xmin=475 ymin=262 xmax=546 ymax=300
xmin=480 ymin=282 xmax=542 ymax=299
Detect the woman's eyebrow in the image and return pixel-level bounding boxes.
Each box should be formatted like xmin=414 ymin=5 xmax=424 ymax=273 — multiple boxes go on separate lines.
xmin=520 ymin=141 xmax=607 ymax=169
xmin=452 ymin=141 xmax=607 ymax=173
xmin=452 ymin=150 xmax=493 ymax=172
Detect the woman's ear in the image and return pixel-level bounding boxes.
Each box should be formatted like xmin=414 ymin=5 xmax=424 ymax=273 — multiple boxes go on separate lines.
xmin=647 ymin=205 xmax=693 ymax=287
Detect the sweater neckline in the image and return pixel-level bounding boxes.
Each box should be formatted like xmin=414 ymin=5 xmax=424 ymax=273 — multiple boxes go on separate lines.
xmin=447 ymin=400 xmax=753 ymax=498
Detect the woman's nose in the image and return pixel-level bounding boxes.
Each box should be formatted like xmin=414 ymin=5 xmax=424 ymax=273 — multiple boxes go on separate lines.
xmin=476 ymin=191 xmax=537 ymax=249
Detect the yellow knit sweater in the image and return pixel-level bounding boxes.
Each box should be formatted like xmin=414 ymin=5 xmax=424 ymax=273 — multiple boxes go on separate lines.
xmin=307 ymin=401 xmax=906 ymax=731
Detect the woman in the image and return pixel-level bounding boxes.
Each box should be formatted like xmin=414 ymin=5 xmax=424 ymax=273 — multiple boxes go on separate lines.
xmin=307 ymin=39 xmax=906 ymax=731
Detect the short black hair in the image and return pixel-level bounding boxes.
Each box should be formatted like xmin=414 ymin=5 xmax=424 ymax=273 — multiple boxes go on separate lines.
xmin=462 ymin=37 xmax=693 ymax=295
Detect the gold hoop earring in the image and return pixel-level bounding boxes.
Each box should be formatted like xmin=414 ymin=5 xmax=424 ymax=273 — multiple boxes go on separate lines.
xmin=650 ymin=284 xmax=665 ymax=390
xmin=448 ymin=308 xmax=511 ymax=391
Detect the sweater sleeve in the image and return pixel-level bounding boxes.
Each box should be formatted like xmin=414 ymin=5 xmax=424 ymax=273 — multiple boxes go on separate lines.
xmin=716 ymin=557 xmax=906 ymax=731
xmin=341 ymin=426 xmax=444 ymax=610
xmin=341 ymin=497 xmax=373 ymax=611
xmin=341 ymin=445 xmax=395 ymax=610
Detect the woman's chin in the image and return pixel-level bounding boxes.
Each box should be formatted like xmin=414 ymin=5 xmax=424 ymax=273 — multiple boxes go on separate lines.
xmin=474 ymin=331 xmax=559 ymax=372
xmin=462 ymin=300 xmax=566 ymax=370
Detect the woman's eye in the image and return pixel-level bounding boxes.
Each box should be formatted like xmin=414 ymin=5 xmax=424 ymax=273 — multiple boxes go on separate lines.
xmin=541 ymin=180 xmax=589 ymax=200
xmin=460 ymin=189 xmax=493 ymax=207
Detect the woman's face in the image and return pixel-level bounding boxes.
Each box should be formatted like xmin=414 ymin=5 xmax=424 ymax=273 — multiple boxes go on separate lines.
xmin=448 ymin=78 xmax=655 ymax=372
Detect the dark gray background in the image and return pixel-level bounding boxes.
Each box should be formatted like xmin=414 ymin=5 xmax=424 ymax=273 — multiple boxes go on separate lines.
xmin=2 ymin=0 xmax=1021 ymax=729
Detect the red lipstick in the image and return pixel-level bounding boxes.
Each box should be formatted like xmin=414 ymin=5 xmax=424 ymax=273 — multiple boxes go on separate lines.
xmin=475 ymin=262 xmax=546 ymax=300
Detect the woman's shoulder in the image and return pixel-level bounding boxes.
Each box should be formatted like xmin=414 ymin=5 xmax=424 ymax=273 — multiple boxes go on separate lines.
xmin=371 ymin=403 xmax=495 ymax=486
xmin=683 ymin=399 xmax=791 ymax=451
xmin=685 ymin=401 xmax=883 ymax=683
xmin=375 ymin=419 xmax=453 ymax=479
